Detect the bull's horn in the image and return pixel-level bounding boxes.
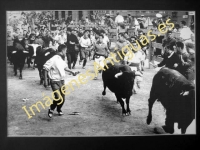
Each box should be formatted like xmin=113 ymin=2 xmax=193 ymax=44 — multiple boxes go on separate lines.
xmin=183 ymin=91 xmax=189 ymax=96
xmin=23 ymin=51 xmax=29 ymax=53
xmin=115 ymin=72 xmax=123 ymax=78
xmin=12 ymin=51 xmax=17 ymax=54
xmin=44 ymin=52 xmax=50 ymax=56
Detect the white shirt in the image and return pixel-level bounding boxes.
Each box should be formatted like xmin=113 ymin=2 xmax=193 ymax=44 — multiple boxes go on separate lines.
xmin=180 ymin=26 xmax=194 ymax=40
xmin=103 ymin=35 xmax=110 ymax=45
xmin=43 ymin=55 xmax=67 ymax=81
xmin=115 ymin=15 xmax=124 ymax=23
xmin=124 ymin=50 xmax=143 ymax=64
xmin=79 ymin=36 xmax=91 ymax=47
xmin=90 ymin=35 xmax=96 ymax=44
xmin=58 ymin=34 xmax=67 ymax=44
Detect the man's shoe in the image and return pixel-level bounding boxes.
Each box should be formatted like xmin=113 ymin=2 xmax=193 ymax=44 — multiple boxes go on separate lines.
xmin=58 ymin=111 xmax=64 ymax=116
xmin=82 ymin=66 xmax=86 ymax=69
xmin=48 ymin=109 xmax=53 ymax=118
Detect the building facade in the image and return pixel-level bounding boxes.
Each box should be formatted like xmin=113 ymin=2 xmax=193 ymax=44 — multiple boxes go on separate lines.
xmin=51 ymin=10 xmax=194 ymax=27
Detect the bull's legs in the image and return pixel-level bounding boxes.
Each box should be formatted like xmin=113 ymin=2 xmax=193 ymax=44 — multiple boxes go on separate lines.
xmin=162 ymin=109 xmax=174 ymax=134
xmin=38 ymin=68 xmax=43 ymax=85
xmin=27 ymin=57 xmax=31 ymax=68
xmin=14 ymin=64 xmax=17 ymax=76
xmin=126 ymin=96 xmax=131 ymax=115
xmin=115 ymin=93 xmax=126 ymax=115
xmin=19 ymin=66 xmax=23 ymax=79
xmin=102 ymin=82 xmax=106 ymax=95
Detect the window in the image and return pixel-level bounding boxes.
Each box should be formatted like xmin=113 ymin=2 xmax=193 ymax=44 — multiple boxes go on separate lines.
xmin=55 ymin=11 xmax=58 ymax=20
xmin=68 ymin=11 xmax=72 ymax=16
xmin=79 ymin=11 xmax=83 ymax=20
xmin=62 ymin=11 xmax=65 ymax=19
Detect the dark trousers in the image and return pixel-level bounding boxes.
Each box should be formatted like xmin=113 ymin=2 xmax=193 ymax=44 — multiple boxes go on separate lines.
xmin=155 ymin=35 xmax=165 ymax=56
xmin=66 ymin=52 xmax=78 ymax=69
xmin=50 ymin=80 xmax=65 ymax=112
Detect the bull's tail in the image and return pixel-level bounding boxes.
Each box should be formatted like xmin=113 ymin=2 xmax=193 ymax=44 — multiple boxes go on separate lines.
xmin=147 ymin=76 xmax=159 ymax=125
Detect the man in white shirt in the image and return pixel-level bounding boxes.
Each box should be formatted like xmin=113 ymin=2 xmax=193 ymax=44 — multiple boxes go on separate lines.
xmin=115 ymin=12 xmax=124 ymax=38
xmin=115 ymin=12 xmax=124 ymax=25
xmin=102 ymin=31 xmax=110 ymax=48
xmin=57 ymin=31 xmax=67 ymax=45
xmin=124 ymin=41 xmax=143 ymax=94
xmin=79 ymin=30 xmax=92 ymax=69
xmin=179 ymin=20 xmax=194 ymax=43
xmin=43 ymin=44 xmax=77 ymax=118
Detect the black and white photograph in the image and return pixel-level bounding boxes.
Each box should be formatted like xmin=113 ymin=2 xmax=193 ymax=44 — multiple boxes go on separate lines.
xmin=6 ymin=10 xmax=196 ymax=136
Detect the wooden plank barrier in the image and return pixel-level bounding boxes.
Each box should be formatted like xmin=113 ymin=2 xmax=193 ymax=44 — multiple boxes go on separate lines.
xmin=151 ymin=42 xmax=163 ymax=49
xmin=119 ymin=29 xmax=126 ymax=33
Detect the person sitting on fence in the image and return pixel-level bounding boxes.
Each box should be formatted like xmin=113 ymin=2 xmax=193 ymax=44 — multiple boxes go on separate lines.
xmin=127 ymin=14 xmax=134 ymax=28
xmin=179 ymin=20 xmax=194 ymax=44
xmin=106 ymin=15 xmax=116 ymax=29
xmin=115 ymin=11 xmax=125 ymax=33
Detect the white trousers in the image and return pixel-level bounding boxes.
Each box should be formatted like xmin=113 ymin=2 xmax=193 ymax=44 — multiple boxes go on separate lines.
xmin=94 ymin=56 xmax=105 ymax=77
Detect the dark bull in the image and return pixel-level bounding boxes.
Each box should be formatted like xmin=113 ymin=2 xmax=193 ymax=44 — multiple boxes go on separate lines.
xmin=102 ymin=64 xmax=141 ymax=115
xmin=146 ymin=67 xmax=195 ymax=134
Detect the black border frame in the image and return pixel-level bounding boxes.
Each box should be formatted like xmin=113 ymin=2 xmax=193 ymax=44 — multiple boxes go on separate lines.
xmin=0 ymin=0 xmax=199 ymax=149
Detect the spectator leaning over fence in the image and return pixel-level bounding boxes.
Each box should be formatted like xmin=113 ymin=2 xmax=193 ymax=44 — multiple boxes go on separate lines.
xmin=175 ymin=41 xmax=195 ymax=83
xmin=43 ymin=44 xmax=77 ymax=118
xmin=154 ymin=43 xmax=181 ymax=70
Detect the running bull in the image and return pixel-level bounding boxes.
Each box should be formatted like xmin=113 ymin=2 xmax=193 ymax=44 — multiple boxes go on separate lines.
xmin=11 ymin=40 xmax=29 ymax=79
xmin=102 ymin=64 xmax=142 ymax=115
xmin=35 ymin=48 xmax=57 ymax=86
xmin=146 ymin=67 xmax=195 ymax=134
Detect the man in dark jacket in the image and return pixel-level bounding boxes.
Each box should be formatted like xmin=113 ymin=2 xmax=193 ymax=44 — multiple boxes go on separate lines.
xmin=162 ymin=30 xmax=176 ymax=55
xmin=154 ymin=43 xmax=181 ymax=70
xmin=66 ymin=28 xmax=79 ymax=71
